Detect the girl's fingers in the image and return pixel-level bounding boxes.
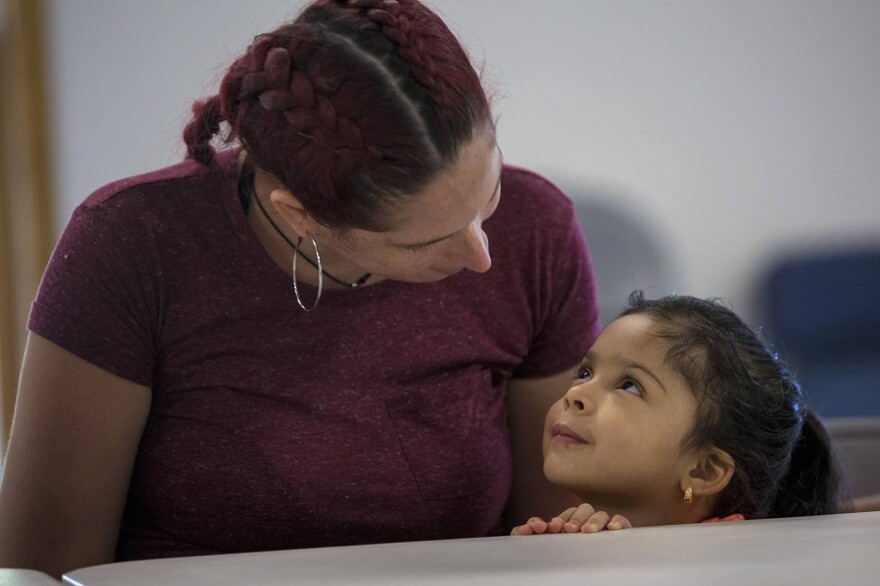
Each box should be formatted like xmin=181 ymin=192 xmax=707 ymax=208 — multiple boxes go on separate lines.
xmin=544 ymin=517 xmax=563 ymax=533
xmin=511 ymin=517 xmax=556 ymax=536
xmin=552 ymin=507 xmax=578 ymax=524
xmin=581 ymin=510 xmax=611 ymax=533
xmin=519 ymin=505 xmax=630 ymax=535
xmin=563 ymin=503 xmax=596 ymax=532
xmin=511 ymin=523 xmax=535 ymax=535
xmin=548 ymin=507 xmax=576 ymax=533
xmin=606 ymin=514 xmax=633 ymax=530
xmin=514 ymin=506 xmax=631 ymax=535
xmin=526 ymin=517 xmax=549 ymax=534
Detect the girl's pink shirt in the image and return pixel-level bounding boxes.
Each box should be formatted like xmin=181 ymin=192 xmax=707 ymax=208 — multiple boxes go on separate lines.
xmin=702 ymin=514 xmax=746 ymax=523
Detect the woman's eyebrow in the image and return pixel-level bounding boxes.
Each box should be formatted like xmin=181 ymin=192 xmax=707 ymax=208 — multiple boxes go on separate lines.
xmin=397 ymin=154 xmax=504 ymax=248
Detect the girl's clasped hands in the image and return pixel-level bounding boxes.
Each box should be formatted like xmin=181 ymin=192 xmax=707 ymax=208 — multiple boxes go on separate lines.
xmin=512 ymin=503 xmax=632 ymax=535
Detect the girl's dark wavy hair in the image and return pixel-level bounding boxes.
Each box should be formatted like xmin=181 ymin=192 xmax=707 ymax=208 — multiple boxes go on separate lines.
xmin=620 ymin=291 xmax=841 ymax=519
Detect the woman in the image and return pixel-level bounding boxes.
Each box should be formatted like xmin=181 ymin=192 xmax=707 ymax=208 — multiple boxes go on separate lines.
xmin=0 ymin=0 xmax=599 ymax=578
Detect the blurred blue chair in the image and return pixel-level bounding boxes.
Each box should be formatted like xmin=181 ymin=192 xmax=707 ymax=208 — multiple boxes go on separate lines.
xmin=760 ymin=248 xmax=880 ymax=417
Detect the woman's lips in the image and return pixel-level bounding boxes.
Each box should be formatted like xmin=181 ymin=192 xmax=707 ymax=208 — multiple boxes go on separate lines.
xmin=551 ymin=423 xmax=589 ymax=445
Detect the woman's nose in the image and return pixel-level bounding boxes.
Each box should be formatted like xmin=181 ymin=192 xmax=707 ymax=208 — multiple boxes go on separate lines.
xmin=458 ymin=222 xmax=492 ymax=273
xmin=562 ymin=382 xmax=594 ymax=414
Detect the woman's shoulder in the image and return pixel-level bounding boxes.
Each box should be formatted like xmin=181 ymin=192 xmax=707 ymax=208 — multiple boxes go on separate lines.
xmin=495 ymin=164 xmax=578 ymax=236
xmin=78 ymin=149 xmax=239 ymax=217
xmin=500 ymin=165 xmax=574 ymax=210
xmin=501 ymin=165 xmax=574 ymax=224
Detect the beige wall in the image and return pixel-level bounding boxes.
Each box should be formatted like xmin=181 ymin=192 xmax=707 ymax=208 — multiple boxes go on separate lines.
xmin=44 ymin=0 xmax=880 ymax=324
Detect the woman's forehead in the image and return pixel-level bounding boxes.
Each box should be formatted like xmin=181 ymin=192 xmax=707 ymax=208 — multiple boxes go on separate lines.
xmin=370 ymin=132 xmax=502 ymax=240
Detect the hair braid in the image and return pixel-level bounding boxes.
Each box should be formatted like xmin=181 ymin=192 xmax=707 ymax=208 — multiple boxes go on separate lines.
xmin=236 ymin=33 xmax=383 ymax=167
xmin=183 ymin=96 xmax=224 ymax=166
xmin=344 ymin=0 xmax=446 ymax=104
xmin=182 ymin=0 xmax=490 ymax=229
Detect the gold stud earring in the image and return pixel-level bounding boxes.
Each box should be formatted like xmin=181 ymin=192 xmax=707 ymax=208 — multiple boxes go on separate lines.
xmin=684 ymin=487 xmax=693 ymax=505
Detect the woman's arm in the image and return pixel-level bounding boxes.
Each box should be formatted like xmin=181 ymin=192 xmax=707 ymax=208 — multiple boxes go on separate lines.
xmin=0 ymin=333 xmax=151 ymax=579
xmin=505 ymin=370 xmax=580 ymax=528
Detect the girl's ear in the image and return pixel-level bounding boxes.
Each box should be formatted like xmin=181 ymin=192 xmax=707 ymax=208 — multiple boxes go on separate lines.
xmin=682 ymin=448 xmax=735 ymax=498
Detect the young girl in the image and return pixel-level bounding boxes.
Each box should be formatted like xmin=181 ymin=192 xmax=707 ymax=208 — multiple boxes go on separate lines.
xmin=512 ymin=292 xmax=841 ymax=535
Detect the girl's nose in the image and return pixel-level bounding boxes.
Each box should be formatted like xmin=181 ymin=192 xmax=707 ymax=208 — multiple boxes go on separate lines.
xmin=562 ymin=382 xmax=595 ymax=414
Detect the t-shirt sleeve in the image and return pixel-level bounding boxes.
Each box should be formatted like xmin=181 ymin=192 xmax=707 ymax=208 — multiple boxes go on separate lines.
xmin=513 ymin=187 xmax=601 ymax=379
xmin=28 ymin=202 xmax=158 ymax=386
xmin=701 ymin=514 xmax=746 ymax=523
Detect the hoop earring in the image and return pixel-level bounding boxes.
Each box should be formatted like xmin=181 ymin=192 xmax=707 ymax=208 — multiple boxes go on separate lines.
xmin=684 ymin=487 xmax=693 ymax=505
xmin=292 ymin=235 xmax=322 ymax=311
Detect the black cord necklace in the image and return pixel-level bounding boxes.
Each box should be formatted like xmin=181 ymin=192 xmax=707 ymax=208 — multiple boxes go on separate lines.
xmin=244 ymin=175 xmax=372 ymax=289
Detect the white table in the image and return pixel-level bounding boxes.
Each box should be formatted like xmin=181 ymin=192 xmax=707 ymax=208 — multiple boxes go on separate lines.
xmin=63 ymin=512 xmax=880 ymax=585
xmin=0 ymin=569 xmax=60 ymax=585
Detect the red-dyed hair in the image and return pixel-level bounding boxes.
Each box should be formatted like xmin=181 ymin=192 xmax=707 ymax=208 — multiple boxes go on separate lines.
xmin=183 ymin=0 xmax=491 ymax=230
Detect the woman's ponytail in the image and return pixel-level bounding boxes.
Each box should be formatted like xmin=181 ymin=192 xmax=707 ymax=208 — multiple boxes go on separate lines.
xmin=183 ymin=95 xmax=224 ymax=166
xmin=769 ymin=409 xmax=841 ymax=517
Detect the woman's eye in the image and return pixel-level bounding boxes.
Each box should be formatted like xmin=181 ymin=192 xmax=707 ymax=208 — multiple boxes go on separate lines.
xmin=620 ymin=380 xmax=643 ymax=397
xmin=405 ymin=241 xmax=438 ymax=253
xmin=575 ymin=367 xmax=592 ymax=381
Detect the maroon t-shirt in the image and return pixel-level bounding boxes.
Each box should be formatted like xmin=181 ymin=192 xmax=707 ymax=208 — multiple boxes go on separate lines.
xmin=29 ymin=150 xmax=600 ymax=559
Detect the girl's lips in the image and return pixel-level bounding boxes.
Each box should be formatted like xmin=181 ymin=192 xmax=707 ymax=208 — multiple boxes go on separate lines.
xmin=551 ymin=423 xmax=589 ymax=445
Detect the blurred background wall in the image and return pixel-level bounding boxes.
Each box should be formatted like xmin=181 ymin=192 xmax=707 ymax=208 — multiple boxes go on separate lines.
xmin=44 ymin=0 xmax=880 ymax=327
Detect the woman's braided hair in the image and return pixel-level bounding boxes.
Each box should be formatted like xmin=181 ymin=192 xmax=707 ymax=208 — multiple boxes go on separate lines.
xmin=183 ymin=0 xmax=491 ymax=230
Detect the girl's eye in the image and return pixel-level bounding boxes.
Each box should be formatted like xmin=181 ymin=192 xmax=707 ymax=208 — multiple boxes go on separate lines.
xmin=620 ymin=379 xmax=643 ymax=397
xmin=575 ymin=367 xmax=592 ymax=381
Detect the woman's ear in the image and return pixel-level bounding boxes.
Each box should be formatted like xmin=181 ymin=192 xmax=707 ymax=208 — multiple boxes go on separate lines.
xmin=252 ymin=168 xmax=323 ymax=236
xmin=269 ymin=187 xmax=320 ymax=236
xmin=682 ymin=447 xmax=735 ymax=498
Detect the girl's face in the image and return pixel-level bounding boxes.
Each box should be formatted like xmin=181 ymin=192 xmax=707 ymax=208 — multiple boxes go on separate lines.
xmin=543 ymin=314 xmax=700 ymax=508
xmin=317 ymin=129 xmax=503 ymax=283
